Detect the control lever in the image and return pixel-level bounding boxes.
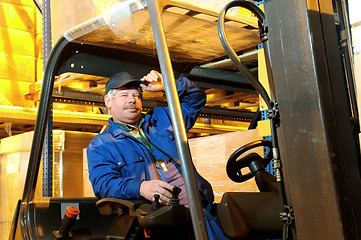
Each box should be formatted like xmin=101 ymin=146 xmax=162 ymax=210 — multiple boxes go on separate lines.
xmin=149 ymin=186 xmax=181 ymax=211
xmin=136 ymin=186 xmax=191 ymax=228
xmin=152 ymin=194 xmax=161 ymax=210
xmin=51 ymin=206 xmax=80 ymax=239
xmin=170 ymin=187 xmax=181 ymax=206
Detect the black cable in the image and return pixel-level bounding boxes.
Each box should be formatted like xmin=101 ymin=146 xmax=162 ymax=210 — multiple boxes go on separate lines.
xmin=248 ymin=107 xmax=261 ymax=129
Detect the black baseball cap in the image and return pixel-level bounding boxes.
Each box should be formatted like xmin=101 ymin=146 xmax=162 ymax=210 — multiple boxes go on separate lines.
xmin=105 ymin=72 xmax=142 ymax=94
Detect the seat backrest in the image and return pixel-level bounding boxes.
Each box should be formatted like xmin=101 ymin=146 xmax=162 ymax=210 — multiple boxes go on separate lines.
xmin=217 ymin=192 xmax=283 ymax=239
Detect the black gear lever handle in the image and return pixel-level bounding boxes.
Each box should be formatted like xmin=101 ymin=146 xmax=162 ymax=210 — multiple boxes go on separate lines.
xmin=152 ymin=194 xmax=161 ymax=210
xmin=170 ymin=187 xmax=181 ymax=206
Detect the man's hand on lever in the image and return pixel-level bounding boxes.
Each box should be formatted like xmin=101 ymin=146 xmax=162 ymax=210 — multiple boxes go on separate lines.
xmin=140 ymin=70 xmax=165 ymax=92
xmin=139 ymin=179 xmax=174 ymax=205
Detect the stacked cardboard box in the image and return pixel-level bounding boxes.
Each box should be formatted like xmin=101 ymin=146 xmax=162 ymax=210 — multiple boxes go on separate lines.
xmin=189 ymin=129 xmax=262 ymax=203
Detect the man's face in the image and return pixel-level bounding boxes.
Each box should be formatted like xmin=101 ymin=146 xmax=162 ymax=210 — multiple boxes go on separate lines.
xmin=104 ymin=87 xmax=143 ymax=126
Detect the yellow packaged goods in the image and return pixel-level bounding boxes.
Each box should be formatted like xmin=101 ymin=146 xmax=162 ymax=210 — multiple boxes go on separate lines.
xmin=35 ymin=7 xmax=42 ymax=35
xmin=0 ymin=52 xmax=35 ymax=82
xmin=0 ymin=0 xmax=35 ymax=8
xmin=0 ymin=27 xmax=35 ymax=56
xmin=0 ymin=2 xmax=35 ymax=32
xmin=35 ymin=33 xmax=42 ymax=59
xmin=36 ymin=57 xmax=43 ymax=81
xmin=0 ymin=79 xmax=34 ymax=107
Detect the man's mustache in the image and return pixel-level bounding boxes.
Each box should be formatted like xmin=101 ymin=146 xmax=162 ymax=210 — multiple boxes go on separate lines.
xmin=123 ymin=104 xmax=140 ymax=110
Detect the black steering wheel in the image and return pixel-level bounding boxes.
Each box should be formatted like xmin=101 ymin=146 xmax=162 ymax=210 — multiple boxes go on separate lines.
xmin=226 ymin=140 xmax=273 ymax=182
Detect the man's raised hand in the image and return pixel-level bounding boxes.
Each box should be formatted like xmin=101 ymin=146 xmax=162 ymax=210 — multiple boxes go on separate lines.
xmin=140 ymin=70 xmax=165 ymax=92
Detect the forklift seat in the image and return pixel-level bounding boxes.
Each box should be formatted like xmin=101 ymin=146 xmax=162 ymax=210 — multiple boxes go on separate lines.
xmin=217 ymin=192 xmax=283 ymax=239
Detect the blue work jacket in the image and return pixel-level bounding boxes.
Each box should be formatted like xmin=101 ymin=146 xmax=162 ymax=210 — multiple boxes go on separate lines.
xmin=87 ymin=77 xmax=214 ymax=208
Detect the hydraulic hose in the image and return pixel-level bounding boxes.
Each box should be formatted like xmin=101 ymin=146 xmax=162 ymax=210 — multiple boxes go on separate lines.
xmin=218 ymin=0 xmax=270 ymax=109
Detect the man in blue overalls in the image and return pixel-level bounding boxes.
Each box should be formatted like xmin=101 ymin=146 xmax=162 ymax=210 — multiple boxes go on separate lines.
xmin=87 ymin=70 xmax=228 ymax=239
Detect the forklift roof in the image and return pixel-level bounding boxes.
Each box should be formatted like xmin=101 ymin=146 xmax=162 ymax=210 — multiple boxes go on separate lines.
xmin=62 ymin=0 xmax=261 ymax=63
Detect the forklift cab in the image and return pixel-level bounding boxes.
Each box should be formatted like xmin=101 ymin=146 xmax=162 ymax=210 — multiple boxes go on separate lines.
xmin=10 ymin=0 xmax=287 ymax=239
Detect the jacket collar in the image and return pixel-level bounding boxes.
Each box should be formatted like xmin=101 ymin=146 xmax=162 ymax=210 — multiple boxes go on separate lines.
xmin=108 ymin=118 xmax=129 ymax=139
xmin=108 ymin=118 xmax=146 ymax=139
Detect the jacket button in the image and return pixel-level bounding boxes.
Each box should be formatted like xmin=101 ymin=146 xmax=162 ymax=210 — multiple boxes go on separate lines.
xmin=169 ymin=135 xmax=173 ymax=138
xmin=118 ymin=162 xmax=121 ymax=165
xmin=140 ymin=157 xmax=143 ymax=160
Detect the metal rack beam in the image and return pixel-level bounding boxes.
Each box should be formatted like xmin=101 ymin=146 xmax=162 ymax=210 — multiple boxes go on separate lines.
xmin=0 ymin=105 xmax=248 ymax=134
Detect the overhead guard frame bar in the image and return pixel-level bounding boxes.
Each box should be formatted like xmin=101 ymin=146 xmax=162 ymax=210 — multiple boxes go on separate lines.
xmin=146 ymin=0 xmax=209 ymax=239
xmin=19 ymin=36 xmax=70 ymax=239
